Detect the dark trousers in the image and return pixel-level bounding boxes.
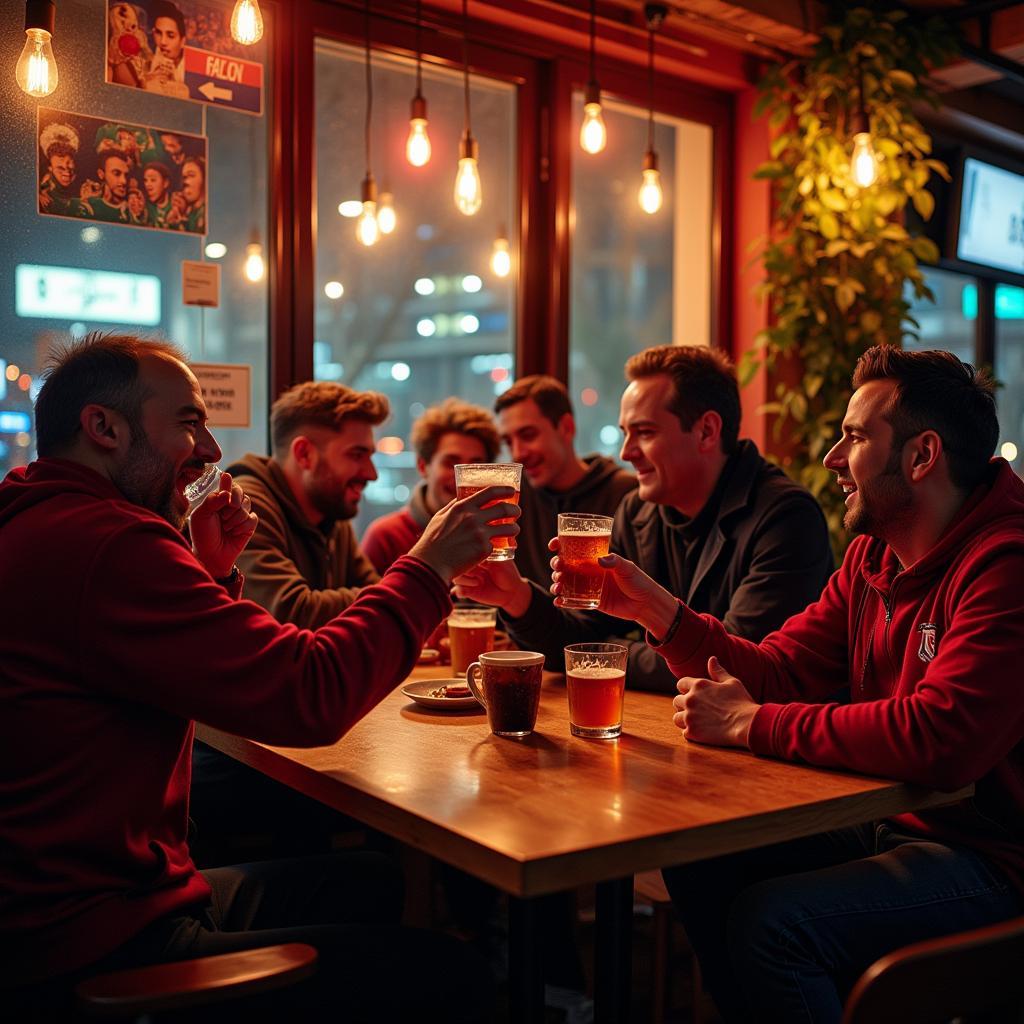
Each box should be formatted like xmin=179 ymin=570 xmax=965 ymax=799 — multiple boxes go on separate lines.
xmin=9 ymin=852 xmax=493 ymax=1022
xmin=662 ymin=822 xmax=1024 ymax=1024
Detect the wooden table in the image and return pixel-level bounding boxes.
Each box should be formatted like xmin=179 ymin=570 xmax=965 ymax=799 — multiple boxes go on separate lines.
xmin=197 ymin=667 xmax=971 ymax=1021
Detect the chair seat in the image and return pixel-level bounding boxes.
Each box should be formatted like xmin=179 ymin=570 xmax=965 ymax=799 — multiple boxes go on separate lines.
xmin=75 ymin=942 xmax=318 ymax=1018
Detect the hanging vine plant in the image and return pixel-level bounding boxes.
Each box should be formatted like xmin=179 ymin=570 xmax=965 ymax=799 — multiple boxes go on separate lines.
xmin=742 ymin=5 xmax=958 ymax=556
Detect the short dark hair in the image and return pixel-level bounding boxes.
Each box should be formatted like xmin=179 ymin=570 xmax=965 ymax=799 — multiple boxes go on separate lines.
xmin=271 ymin=381 xmax=389 ymax=459
xmin=625 ymin=345 xmax=741 ymax=454
xmin=151 ymin=1 xmax=185 ymax=36
xmin=142 ymin=160 xmax=171 ymax=183
xmin=852 ymin=345 xmax=998 ymax=491
xmin=493 ymin=375 xmax=573 ymax=427
xmin=411 ymin=398 xmax=500 ymax=463
xmin=98 ymin=148 xmax=129 ymax=174
xmin=35 ymin=332 xmax=187 ymax=457
xmin=45 ymin=142 xmax=75 ymax=163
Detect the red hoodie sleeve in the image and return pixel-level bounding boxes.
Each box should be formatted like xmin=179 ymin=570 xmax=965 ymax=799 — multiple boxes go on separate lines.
xmin=749 ymin=551 xmax=1024 ymax=788
xmin=76 ymin=521 xmax=450 ymax=746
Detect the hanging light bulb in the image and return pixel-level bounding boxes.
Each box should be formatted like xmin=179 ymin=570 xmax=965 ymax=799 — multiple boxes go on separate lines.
xmin=16 ymin=0 xmax=58 ymax=98
xmin=244 ymin=234 xmax=265 ymax=282
xmin=453 ymin=0 xmax=482 ymax=215
xmin=638 ymin=5 xmax=667 ymax=215
xmin=377 ymin=191 xmax=396 ymax=235
xmin=490 ymin=228 xmax=511 ymax=278
xmin=454 ymin=132 xmax=482 ymax=216
xmin=357 ymin=175 xmax=379 ymax=246
xmin=405 ymin=0 xmax=431 ymax=167
xmin=639 ymin=150 xmax=663 ymax=214
xmin=850 ymin=132 xmax=878 ymax=188
xmin=579 ymin=0 xmax=606 ymax=154
xmin=230 ymin=0 xmax=263 ymax=45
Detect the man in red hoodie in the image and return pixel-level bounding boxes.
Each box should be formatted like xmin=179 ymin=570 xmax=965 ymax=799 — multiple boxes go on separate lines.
xmin=550 ymin=346 xmax=1024 ymax=1023
xmin=0 ymin=333 xmax=516 ymax=1020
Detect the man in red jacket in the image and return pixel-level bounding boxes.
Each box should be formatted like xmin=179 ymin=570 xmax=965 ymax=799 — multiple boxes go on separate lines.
xmin=0 ymin=333 xmax=516 ymax=1020
xmin=551 ymin=346 xmax=1024 ymax=1023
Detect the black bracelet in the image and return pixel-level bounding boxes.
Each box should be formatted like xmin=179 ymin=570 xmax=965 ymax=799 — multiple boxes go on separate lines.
xmin=214 ymin=565 xmax=240 ymax=587
xmin=651 ymin=601 xmax=685 ymax=647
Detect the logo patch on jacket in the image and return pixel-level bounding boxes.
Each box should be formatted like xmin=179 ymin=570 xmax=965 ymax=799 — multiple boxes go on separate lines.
xmin=916 ymin=622 xmax=938 ymax=663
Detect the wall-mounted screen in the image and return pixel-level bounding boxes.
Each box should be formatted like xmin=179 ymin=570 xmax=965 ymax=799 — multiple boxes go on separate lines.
xmin=956 ymin=157 xmax=1024 ymax=276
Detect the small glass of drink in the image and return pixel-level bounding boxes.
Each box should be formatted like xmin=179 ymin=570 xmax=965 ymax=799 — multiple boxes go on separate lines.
xmin=564 ymin=642 xmax=628 ymax=739
xmin=557 ymin=512 xmax=613 ymax=609
xmin=466 ymin=650 xmax=545 ymax=738
xmin=184 ymin=464 xmax=221 ymax=519
xmin=448 ymin=605 xmax=497 ymax=676
xmin=453 ymin=463 xmax=523 ymax=561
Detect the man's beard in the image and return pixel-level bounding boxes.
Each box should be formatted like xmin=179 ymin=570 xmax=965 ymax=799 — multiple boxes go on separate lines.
xmin=113 ymin=427 xmax=188 ymax=529
xmin=844 ymin=448 xmax=914 ymax=538
xmin=307 ymin=468 xmax=361 ymax=524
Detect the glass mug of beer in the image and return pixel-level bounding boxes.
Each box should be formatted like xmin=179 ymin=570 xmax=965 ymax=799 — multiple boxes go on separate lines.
xmin=448 ymin=605 xmax=497 ymax=676
xmin=453 ymin=463 xmax=523 ymax=561
xmin=564 ymin=642 xmax=628 ymax=739
xmin=557 ymin=512 xmax=613 ymax=609
xmin=466 ymin=650 xmax=544 ymax=738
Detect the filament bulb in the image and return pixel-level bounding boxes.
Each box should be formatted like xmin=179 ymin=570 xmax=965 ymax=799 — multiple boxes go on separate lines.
xmin=230 ymin=0 xmax=264 ymax=45
xmin=638 ymin=152 xmax=663 ymax=215
xmin=580 ymin=101 xmax=607 ymax=154
xmin=16 ymin=28 xmax=57 ymax=97
xmin=490 ymin=236 xmax=511 ymax=278
xmin=377 ymin=192 xmax=396 ymax=235
xmin=243 ymin=242 xmax=265 ymax=282
xmin=454 ymin=132 xmax=482 ymax=216
xmin=357 ymin=202 xmax=380 ymax=246
xmin=406 ymin=119 xmax=431 ymax=167
xmin=851 ymin=132 xmax=878 ymax=188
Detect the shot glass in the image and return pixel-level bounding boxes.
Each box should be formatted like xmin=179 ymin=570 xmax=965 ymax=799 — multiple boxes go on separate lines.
xmin=564 ymin=642 xmax=628 ymax=739
xmin=467 ymin=650 xmax=544 ymax=738
xmin=184 ymin=464 xmax=222 ymax=519
xmin=447 ymin=605 xmax=498 ymax=676
xmin=453 ymin=463 xmax=522 ymax=561
xmin=557 ymin=512 xmax=613 ymax=609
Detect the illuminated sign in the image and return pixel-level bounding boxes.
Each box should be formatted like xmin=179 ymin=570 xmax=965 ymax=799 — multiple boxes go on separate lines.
xmin=15 ymin=265 xmax=161 ymax=325
xmin=0 ymin=411 xmax=31 ymax=433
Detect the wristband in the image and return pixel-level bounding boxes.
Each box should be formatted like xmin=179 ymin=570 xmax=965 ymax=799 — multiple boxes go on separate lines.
xmin=214 ymin=565 xmax=240 ymax=587
xmin=649 ymin=600 xmax=685 ymax=647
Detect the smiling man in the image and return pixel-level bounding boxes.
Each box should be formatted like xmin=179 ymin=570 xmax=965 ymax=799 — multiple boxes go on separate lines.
xmin=457 ymin=345 xmax=832 ymax=692
xmin=568 ymin=346 xmax=1024 ymax=1023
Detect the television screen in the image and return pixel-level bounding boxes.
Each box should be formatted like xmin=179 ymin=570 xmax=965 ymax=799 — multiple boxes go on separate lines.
xmin=956 ymin=157 xmax=1024 ymax=276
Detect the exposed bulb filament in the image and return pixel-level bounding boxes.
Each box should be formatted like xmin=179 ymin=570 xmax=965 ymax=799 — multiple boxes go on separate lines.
xmin=230 ymin=0 xmax=264 ymax=45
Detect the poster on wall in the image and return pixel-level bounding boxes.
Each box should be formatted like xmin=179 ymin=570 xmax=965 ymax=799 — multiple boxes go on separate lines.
xmin=105 ymin=1 xmax=264 ymax=115
xmin=37 ymin=108 xmax=208 ymax=235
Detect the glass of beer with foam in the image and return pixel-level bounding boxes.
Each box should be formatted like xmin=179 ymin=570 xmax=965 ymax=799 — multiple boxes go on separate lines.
xmin=557 ymin=512 xmax=613 ymax=609
xmin=454 ymin=463 xmax=522 ymax=561
xmin=564 ymin=642 xmax=627 ymax=739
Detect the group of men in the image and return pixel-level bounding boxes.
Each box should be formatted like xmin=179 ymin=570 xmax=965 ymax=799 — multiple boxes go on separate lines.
xmin=1 ymin=330 xmax=1022 ymax=1023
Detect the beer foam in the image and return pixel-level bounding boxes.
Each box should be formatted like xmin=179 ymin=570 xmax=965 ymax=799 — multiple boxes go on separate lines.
xmin=482 ymin=650 xmax=544 ymax=664
xmin=568 ymin=666 xmax=625 ymax=680
xmin=559 ymin=529 xmax=612 ymax=538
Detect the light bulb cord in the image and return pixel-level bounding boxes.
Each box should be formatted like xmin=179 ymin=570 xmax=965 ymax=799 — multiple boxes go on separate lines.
xmin=364 ymin=0 xmax=373 ymax=177
xmin=462 ymin=0 xmax=471 ymax=136
xmin=646 ymin=23 xmax=655 ymax=153
xmin=588 ymin=0 xmax=597 ymax=85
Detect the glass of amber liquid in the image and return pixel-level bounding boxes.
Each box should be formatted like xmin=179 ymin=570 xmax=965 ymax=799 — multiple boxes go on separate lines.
xmin=448 ymin=605 xmax=497 ymax=676
xmin=453 ymin=463 xmax=523 ymax=561
xmin=557 ymin=512 xmax=613 ymax=609
xmin=564 ymin=642 xmax=627 ymax=739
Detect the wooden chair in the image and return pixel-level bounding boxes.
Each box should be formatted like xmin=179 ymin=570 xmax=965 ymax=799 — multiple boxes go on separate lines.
xmin=634 ymin=870 xmax=703 ymax=1024
xmin=842 ymin=916 xmax=1024 ymax=1024
xmin=75 ymin=942 xmax=318 ymax=1020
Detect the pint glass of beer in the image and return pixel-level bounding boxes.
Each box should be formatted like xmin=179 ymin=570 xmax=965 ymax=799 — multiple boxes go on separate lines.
xmin=564 ymin=642 xmax=628 ymax=739
xmin=557 ymin=512 xmax=613 ymax=608
xmin=454 ymin=463 xmax=523 ymax=561
xmin=448 ymin=605 xmax=497 ymax=675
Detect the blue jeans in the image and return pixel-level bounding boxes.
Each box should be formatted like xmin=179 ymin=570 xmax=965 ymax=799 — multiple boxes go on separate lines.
xmin=662 ymin=823 xmax=1023 ymax=1024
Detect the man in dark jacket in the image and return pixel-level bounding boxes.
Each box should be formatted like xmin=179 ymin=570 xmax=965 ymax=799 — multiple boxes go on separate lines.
xmin=457 ymin=345 xmax=833 ymax=692
xmin=493 ymin=375 xmax=637 ymax=588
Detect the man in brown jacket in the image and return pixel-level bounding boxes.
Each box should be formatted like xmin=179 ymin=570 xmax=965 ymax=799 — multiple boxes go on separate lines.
xmin=191 ymin=381 xmax=392 ymax=860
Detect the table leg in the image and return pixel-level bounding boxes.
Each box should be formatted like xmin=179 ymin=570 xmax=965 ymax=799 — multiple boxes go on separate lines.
xmin=595 ymin=876 xmax=633 ymax=1023
xmin=509 ymin=895 xmax=544 ymax=1023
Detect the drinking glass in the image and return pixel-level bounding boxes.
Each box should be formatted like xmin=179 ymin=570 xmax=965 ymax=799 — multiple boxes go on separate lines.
xmin=453 ymin=463 xmax=523 ymax=561
xmin=184 ymin=464 xmax=221 ymax=518
xmin=564 ymin=642 xmax=628 ymax=739
xmin=557 ymin=512 xmax=613 ymax=609
xmin=447 ymin=605 xmax=497 ymax=675
xmin=466 ymin=650 xmax=544 ymax=738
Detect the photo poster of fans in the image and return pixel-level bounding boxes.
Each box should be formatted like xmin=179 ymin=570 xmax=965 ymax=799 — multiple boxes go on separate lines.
xmin=105 ymin=0 xmax=264 ymax=115
xmin=37 ymin=108 xmax=209 ymax=236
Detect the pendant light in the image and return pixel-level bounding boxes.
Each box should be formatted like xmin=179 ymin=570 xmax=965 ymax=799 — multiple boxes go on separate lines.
xmin=638 ymin=4 xmax=666 ymax=215
xmin=16 ymin=0 xmax=58 ymax=98
xmin=453 ymin=0 xmax=482 ymax=216
xmin=244 ymin=230 xmax=265 ymax=282
xmin=490 ymin=226 xmax=511 ymax=278
xmin=405 ymin=0 xmax=431 ymax=167
xmin=357 ymin=0 xmax=379 ymax=247
xmin=579 ymin=0 xmax=606 ymax=154
xmin=850 ymin=61 xmax=878 ymax=188
xmin=229 ymin=0 xmax=263 ymax=45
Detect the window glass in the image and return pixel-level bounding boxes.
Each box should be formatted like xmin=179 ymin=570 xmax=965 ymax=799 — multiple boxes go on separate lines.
xmin=568 ymin=94 xmax=713 ymax=459
xmin=2 ymin=0 xmax=269 ymax=478
xmin=994 ymin=284 xmax=1024 ymax=474
xmin=314 ymin=40 xmax=517 ymax=534
xmin=904 ymin=267 xmax=975 ymax=364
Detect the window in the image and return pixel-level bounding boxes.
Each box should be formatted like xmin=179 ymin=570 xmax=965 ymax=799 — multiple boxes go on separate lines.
xmin=904 ymin=267 xmax=976 ymax=364
xmin=314 ymin=40 xmax=517 ymax=533
xmin=994 ymin=284 xmax=1024 ymax=472
xmin=568 ymin=94 xmax=713 ymax=458
xmin=2 ymin=0 xmax=269 ymax=477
